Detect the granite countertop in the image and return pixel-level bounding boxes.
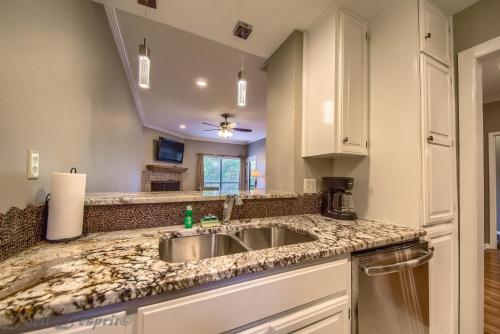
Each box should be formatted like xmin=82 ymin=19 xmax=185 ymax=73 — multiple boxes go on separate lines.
xmin=0 ymin=214 xmax=425 ymax=328
xmin=84 ymin=190 xmax=298 ymax=206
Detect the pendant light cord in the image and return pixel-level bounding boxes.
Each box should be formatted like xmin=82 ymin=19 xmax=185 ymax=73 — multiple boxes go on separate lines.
xmin=143 ymin=2 xmax=149 ymax=45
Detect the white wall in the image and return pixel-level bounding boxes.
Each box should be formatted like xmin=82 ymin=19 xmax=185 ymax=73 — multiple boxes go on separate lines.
xmin=143 ymin=127 xmax=247 ymax=191
xmin=0 ymin=0 xmax=143 ymax=213
xmin=247 ymin=138 xmax=266 ymax=189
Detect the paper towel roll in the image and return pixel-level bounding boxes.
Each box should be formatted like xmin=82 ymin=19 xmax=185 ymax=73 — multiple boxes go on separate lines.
xmin=47 ymin=172 xmax=87 ymax=241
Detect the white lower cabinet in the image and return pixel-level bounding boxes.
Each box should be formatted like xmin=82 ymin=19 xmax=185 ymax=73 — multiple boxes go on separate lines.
xmin=136 ymin=259 xmax=350 ymax=334
xmin=426 ymin=226 xmax=457 ymax=334
xmin=238 ymin=296 xmax=349 ymax=334
xmin=29 ymin=312 xmax=129 ymax=334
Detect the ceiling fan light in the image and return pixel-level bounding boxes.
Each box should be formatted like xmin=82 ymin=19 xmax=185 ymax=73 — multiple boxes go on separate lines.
xmin=217 ymin=128 xmax=234 ymax=138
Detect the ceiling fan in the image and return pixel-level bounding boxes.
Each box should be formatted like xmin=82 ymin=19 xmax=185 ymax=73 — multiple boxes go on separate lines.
xmin=202 ymin=113 xmax=252 ymax=138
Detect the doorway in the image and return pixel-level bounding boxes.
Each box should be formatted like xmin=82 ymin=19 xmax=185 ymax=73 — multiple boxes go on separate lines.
xmin=487 ymin=132 xmax=500 ymax=249
xmin=458 ymin=35 xmax=500 ymax=333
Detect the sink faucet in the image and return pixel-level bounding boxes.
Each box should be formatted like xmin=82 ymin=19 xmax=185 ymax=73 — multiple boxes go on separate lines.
xmin=222 ymin=195 xmax=243 ymax=224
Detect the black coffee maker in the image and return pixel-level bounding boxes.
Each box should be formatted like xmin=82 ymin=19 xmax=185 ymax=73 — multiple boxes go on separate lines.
xmin=321 ymin=177 xmax=357 ymax=220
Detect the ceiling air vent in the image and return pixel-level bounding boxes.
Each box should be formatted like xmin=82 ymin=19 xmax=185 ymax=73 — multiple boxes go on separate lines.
xmin=233 ymin=21 xmax=253 ymax=40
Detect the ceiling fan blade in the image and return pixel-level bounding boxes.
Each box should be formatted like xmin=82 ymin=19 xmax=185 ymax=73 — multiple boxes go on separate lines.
xmin=233 ymin=128 xmax=252 ymax=132
xmin=202 ymin=122 xmax=219 ymax=127
xmin=203 ymin=129 xmax=219 ymax=131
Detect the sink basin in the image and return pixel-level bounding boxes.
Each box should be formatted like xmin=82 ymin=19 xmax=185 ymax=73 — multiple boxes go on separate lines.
xmin=159 ymin=234 xmax=249 ymax=263
xmin=234 ymin=227 xmax=316 ymax=250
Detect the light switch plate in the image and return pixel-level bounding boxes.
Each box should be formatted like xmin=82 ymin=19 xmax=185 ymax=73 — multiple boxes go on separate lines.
xmin=27 ymin=149 xmax=39 ymax=179
xmin=303 ymin=179 xmax=317 ymax=194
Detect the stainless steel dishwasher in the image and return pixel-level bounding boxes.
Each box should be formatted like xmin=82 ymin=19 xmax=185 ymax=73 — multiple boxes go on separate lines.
xmin=351 ymin=240 xmax=434 ymax=334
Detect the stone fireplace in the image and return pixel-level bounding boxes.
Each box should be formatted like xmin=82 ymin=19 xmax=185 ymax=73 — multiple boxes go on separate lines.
xmin=141 ymin=165 xmax=188 ymax=192
xmin=151 ymin=180 xmax=181 ymax=191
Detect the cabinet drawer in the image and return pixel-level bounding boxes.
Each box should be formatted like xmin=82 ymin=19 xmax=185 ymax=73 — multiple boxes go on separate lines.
xmin=137 ymin=259 xmax=349 ymax=334
xmin=294 ymin=313 xmax=347 ymax=334
xmin=270 ymin=296 xmax=349 ymax=334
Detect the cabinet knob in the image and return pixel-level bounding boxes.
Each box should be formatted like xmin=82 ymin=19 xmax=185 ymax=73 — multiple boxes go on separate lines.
xmin=343 ymin=137 xmax=349 ymax=143
xmin=425 ymin=32 xmax=432 ymax=39
xmin=427 ymin=135 xmax=434 ymax=142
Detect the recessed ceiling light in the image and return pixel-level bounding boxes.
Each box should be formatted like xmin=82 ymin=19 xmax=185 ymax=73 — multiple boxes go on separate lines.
xmin=180 ymin=124 xmax=186 ymax=129
xmin=196 ymin=78 xmax=207 ymax=87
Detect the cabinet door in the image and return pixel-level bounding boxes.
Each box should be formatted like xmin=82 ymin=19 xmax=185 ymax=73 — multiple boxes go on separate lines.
xmin=429 ymin=233 xmax=456 ymax=334
xmin=302 ymin=8 xmax=337 ymax=157
xmin=419 ymin=0 xmax=450 ymax=65
xmin=421 ymin=54 xmax=455 ymax=226
xmin=338 ymin=10 xmax=368 ymax=155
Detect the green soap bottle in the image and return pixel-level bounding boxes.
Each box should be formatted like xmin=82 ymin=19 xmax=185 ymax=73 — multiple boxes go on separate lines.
xmin=184 ymin=205 xmax=193 ymax=228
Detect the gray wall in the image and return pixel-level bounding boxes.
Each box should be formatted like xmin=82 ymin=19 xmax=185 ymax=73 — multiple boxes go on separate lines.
xmin=482 ymin=101 xmax=500 ymax=242
xmin=143 ymin=127 xmax=247 ymax=191
xmin=453 ymin=0 xmax=500 ymax=54
xmin=265 ymin=31 xmax=333 ymax=193
xmin=247 ymin=138 xmax=266 ymax=190
xmin=0 ymin=0 xmax=143 ymax=213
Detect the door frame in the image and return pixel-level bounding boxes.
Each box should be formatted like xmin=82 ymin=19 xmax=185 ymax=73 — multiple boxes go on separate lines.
xmin=458 ymin=35 xmax=500 ymax=334
xmin=488 ymin=131 xmax=500 ymax=249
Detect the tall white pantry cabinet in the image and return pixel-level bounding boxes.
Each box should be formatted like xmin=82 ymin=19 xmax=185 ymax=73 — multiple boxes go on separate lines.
xmin=370 ymin=0 xmax=458 ymax=333
xmin=303 ymin=0 xmax=458 ymax=333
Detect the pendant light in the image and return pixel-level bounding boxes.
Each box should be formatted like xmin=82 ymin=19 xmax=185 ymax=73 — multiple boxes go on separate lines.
xmin=138 ymin=38 xmax=150 ymax=89
xmin=138 ymin=3 xmax=151 ymax=89
xmin=237 ymin=55 xmax=247 ymax=107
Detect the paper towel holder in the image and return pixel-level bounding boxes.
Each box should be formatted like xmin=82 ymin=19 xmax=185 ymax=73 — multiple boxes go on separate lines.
xmin=45 ymin=167 xmax=87 ymax=243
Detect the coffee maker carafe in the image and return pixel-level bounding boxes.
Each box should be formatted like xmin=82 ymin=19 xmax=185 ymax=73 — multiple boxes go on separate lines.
xmin=321 ymin=177 xmax=357 ymax=220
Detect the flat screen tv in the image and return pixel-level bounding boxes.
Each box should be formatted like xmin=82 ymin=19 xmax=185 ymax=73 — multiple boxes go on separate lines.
xmin=156 ymin=137 xmax=184 ymax=163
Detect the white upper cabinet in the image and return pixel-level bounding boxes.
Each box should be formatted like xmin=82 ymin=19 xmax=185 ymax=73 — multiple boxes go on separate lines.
xmin=339 ymin=11 xmax=369 ymax=155
xmin=419 ymin=0 xmax=451 ymax=66
xmin=302 ymin=7 xmax=368 ymax=158
xmin=421 ymin=54 xmax=455 ymax=226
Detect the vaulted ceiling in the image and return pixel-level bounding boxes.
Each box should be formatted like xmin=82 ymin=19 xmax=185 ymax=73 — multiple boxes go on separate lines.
xmin=95 ymin=0 xmax=478 ymax=144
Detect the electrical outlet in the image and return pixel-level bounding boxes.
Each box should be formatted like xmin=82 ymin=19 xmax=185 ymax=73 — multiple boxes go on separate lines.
xmin=27 ymin=150 xmax=39 ymax=179
xmin=303 ymin=179 xmax=317 ymax=194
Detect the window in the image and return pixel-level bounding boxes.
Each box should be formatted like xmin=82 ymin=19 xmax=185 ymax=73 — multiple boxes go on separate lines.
xmin=247 ymin=157 xmax=257 ymax=190
xmin=203 ymin=156 xmax=241 ymax=191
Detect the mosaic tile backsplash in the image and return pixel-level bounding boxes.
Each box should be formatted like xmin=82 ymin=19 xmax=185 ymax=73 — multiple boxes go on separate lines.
xmin=0 ymin=194 xmax=321 ymax=262
xmin=0 ymin=205 xmax=46 ymax=262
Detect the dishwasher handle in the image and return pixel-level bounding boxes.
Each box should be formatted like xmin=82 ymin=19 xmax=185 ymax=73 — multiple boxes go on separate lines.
xmin=360 ymin=246 xmax=434 ymax=276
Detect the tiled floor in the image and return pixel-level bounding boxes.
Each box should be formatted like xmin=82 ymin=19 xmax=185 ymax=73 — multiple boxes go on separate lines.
xmin=485 ymin=249 xmax=500 ymax=334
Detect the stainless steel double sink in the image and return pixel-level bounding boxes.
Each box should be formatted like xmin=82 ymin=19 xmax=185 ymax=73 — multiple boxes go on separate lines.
xmin=159 ymin=226 xmax=317 ymax=263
